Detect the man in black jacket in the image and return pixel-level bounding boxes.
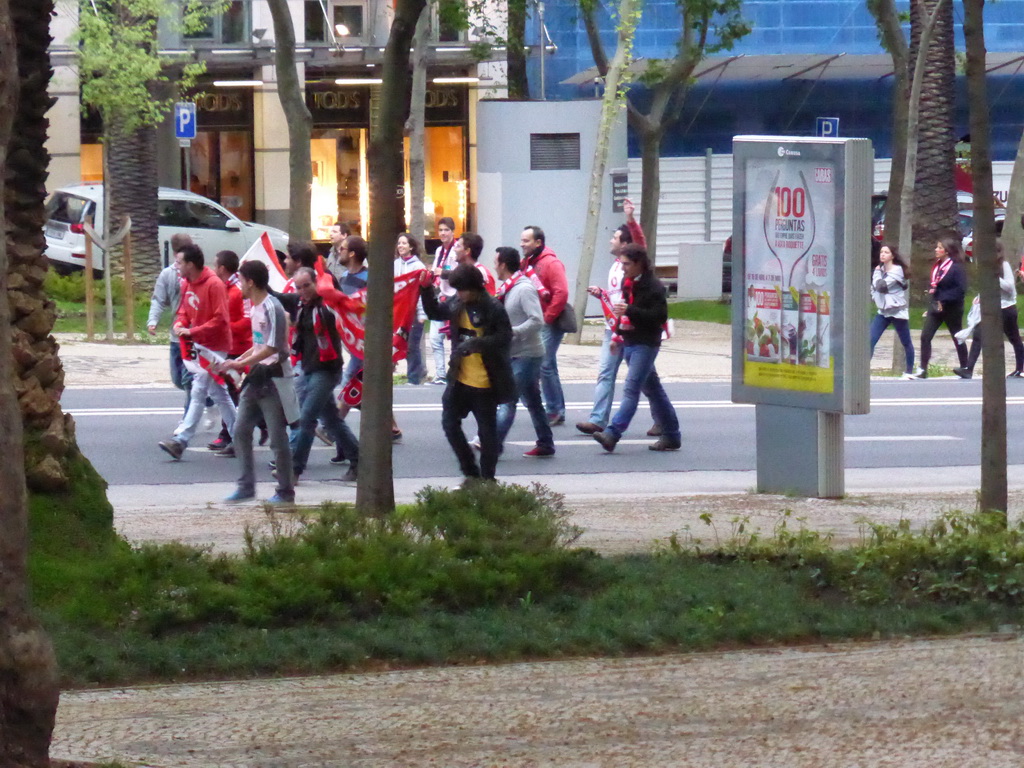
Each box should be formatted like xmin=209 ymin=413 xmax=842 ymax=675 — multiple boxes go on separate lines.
xmin=420 ymin=264 xmax=514 ymax=482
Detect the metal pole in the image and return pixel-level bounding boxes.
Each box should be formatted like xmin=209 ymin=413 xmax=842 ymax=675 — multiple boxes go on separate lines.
xmin=538 ymin=1 xmax=546 ymax=100
xmin=704 ymin=148 xmax=713 ymax=241
xmin=84 ymin=216 xmax=95 ymax=342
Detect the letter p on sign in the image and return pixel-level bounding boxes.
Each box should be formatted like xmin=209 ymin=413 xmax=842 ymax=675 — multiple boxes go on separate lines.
xmin=175 ymin=102 xmax=197 ymax=140
xmin=815 ymin=117 xmax=839 ymax=138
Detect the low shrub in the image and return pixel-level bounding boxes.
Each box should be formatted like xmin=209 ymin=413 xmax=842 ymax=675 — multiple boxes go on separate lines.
xmin=45 ymin=270 xmax=124 ymax=304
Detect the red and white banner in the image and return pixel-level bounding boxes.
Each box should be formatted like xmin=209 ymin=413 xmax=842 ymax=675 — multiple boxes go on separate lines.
xmin=239 ymin=232 xmax=288 ymax=293
xmin=315 ymin=268 xmax=425 ymax=363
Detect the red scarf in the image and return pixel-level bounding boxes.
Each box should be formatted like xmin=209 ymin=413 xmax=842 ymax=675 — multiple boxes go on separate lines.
xmin=495 ymin=271 xmax=523 ymax=301
xmin=930 ymin=258 xmax=953 ymax=293
xmin=521 ymin=254 xmax=551 ymax=302
xmin=311 ymin=306 xmax=340 ymax=363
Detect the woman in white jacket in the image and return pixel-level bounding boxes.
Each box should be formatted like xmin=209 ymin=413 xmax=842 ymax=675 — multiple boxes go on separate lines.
xmin=953 ymin=241 xmax=1024 ymax=379
xmin=870 ymin=245 xmax=916 ymax=378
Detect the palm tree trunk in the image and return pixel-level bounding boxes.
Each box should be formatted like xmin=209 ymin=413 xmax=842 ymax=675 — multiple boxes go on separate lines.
xmin=908 ymin=0 xmax=958 ymax=303
xmin=0 ymin=0 xmax=61 ymax=761
xmin=106 ymin=116 xmax=160 ymax=286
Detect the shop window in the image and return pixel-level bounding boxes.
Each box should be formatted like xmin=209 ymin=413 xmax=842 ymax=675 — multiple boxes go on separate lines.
xmin=81 ymin=142 xmax=103 ymax=182
xmin=184 ymin=1 xmax=250 ymax=45
xmin=185 ymin=131 xmax=254 ymax=221
xmin=306 ymin=0 xmax=366 ymax=42
xmin=404 ymin=125 xmax=467 ymax=237
xmin=310 ymin=128 xmax=367 ymax=239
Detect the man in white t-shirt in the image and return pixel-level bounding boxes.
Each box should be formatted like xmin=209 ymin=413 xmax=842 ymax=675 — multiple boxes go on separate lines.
xmin=219 ymin=260 xmax=295 ymax=505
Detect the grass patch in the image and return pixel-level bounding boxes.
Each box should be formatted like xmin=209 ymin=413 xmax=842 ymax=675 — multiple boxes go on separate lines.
xmin=667 ymin=298 xmax=732 ymax=324
xmin=31 ymin=477 xmax=1024 ymax=688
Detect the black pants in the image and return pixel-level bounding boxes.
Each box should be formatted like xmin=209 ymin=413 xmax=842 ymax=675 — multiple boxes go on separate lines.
xmin=967 ymin=305 xmax=1024 ymax=373
xmin=920 ymin=299 xmax=969 ymax=371
xmin=442 ymin=381 xmax=499 ymax=480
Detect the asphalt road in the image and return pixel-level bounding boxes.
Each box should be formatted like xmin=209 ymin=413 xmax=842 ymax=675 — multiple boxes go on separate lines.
xmin=62 ymin=378 xmax=1024 ymax=487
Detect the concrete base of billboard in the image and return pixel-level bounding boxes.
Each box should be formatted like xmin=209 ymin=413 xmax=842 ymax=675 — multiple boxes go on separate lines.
xmin=755 ymin=404 xmax=844 ymax=498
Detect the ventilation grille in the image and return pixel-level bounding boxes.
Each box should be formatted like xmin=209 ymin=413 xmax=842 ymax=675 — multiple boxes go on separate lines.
xmin=530 ymin=133 xmax=581 ymax=171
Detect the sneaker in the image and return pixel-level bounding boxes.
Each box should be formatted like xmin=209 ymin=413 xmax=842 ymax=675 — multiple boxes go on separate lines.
xmin=329 ymin=454 xmax=348 ymax=465
xmin=524 ymin=444 xmax=556 ymax=458
xmin=265 ymin=493 xmax=295 ymax=506
xmin=900 ymin=372 xmax=917 ymax=380
xmin=431 ymin=376 xmax=447 ymax=385
xmin=341 ymin=466 xmax=358 ymax=482
xmin=158 ymin=439 xmax=185 ymax=460
xmin=908 ymin=368 xmax=928 ymax=380
xmin=469 ymin=435 xmax=482 ymax=451
xmin=1008 ymin=371 xmax=1023 ymax=378
xmin=391 ymin=429 xmax=403 ymax=442
xmin=214 ymin=444 xmax=236 ymax=458
xmin=593 ymin=431 xmax=619 ymax=453
xmin=315 ymin=426 xmax=334 ymax=446
xmin=575 ymin=421 xmax=603 ymax=435
xmin=224 ymin=489 xmax=255 ymax=504
xmin=953 ymin=367 xmax=972 ymax=380
xmin=649 ymin=437 xmax=682 ymax=452
xmin=548 ymin=413 xmax=565 ymax=427
xmin=268 ymin=459 xmax=276 ymax=470
xmin=647 ymin=424 xmax=663 ymax=437
xmin=207 ymin=437 xmax=229 ymax=451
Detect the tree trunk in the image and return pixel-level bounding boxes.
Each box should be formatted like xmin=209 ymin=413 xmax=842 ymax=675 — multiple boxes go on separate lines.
xmin=0 ymin=0 xmax=61 ymax=761
xmin=106 ymin=118 xmax=160 ymax=288
xmin=908 ymin=0 xmax=957 ymax=305
xmin=571 ymin=0 xmax=641 ymax=341
xmin=506 ymin=0 xmax=529 ymax=99
xmin=963 ymin=0 xmax=1006 ymax=519
xmin=9 ymin=0 xmax=78 ymax=493
xmin=637 ymin=123 xmax=662 ymax=262
xmin=266 ymin=0 xmax=313 ymax=241
xmin=359 ymin=0 xmax=426 ymax=515
xmin=407 ymin=11 xmax=430 ymax=242
xmin=1000 ymin=129 xmax=1024 ymax=264
xmin=898 ymin=0 xmax=947 ymax=309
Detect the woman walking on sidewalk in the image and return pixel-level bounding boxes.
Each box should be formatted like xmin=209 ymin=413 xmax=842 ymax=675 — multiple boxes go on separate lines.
xmin=911 ymin=236 xmax=969 ymax=379
xmin=869 ymin=245 xmax=915 ymax=378
xmin=953 ymin=241 xmax=1024 ymax=379
xmin=592 ymin=244 xmax=681 ymax=453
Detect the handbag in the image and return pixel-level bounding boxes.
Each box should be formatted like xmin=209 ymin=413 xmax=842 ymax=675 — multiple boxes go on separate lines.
xmin=556 ymin=303 xmax=578 ymax=334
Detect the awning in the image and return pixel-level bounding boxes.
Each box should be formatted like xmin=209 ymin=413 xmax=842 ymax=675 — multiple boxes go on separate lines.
xmin=561 ymin=51 xmax=1024 ymax=86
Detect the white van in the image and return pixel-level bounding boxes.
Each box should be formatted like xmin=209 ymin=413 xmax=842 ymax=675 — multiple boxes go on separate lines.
xmin=44 ymin=184 xmax=289 ymax=275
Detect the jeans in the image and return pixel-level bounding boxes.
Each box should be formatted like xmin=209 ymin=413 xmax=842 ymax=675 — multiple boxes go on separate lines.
xmin=406 ymin=320 xmax=426 ymax=385
xmin=234 ymin=380 xmax=293 ymax=500
xmin=920 ymin=299 xmax=968 ymax=371
xmin=173 ymin=366 xmax=236 ymax=447
xmin=291 ymin=368 xmax=360 ymax=474
xmin=442 ymin=382 xmax=500 ymax=480
xmin=587 ymin=328 xmax=625 ymax=428
xmin=869 ymin=314 xmax=915 ymax=373
xmin=607 ymin=344 xmax=680 ymax=441
xmin=496 ymin=356 xmax=553 ymax=450
xmin=540 ymin=323 xmax=566 ymax=419
xmin=966 ymin=305 xmax=1024 ymax=373
xmin=429 ymin=320 xmax=447 ymax=379
xmin=170 ymin=341 xmax=193 ymax=415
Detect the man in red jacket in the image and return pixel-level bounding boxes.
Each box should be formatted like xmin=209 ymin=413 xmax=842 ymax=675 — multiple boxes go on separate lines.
xmin=520 ymin=225 xmax=569 ymax=426
xmin=206 ymin=249 xmax=253 ymax=453
xmin=158 ymin=244 xmax=237 ymax=460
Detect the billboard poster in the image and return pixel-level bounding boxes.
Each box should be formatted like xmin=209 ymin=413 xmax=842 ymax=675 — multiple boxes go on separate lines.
xmin=742 ymin=155 xmax=835 ymax=393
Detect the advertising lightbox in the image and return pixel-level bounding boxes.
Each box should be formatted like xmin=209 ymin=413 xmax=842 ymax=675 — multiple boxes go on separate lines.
xmin=731 ymin=137 xmax=872 ymax=416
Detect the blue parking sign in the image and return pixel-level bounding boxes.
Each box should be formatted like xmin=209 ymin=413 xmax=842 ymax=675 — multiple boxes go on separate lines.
xmin=174 ymin=102 xmax=197 ymax=140
xmin=815 ymin=117 xmax=839 ymax=138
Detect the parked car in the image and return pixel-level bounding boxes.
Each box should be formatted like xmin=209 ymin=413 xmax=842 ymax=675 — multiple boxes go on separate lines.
xmin=960 ymin=208 xmax=1006 ymax=261
xmin=871 ymin=191 xmax=975 ymax=244
xmin=43 ymin=184 xmax=289 ymax=275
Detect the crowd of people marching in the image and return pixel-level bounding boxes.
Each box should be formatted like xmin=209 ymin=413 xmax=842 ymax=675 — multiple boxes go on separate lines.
xmin=147 ymin=200 xmax=680 ymax=504
xmin=869 ymin=214 xmax=1024 ymax=380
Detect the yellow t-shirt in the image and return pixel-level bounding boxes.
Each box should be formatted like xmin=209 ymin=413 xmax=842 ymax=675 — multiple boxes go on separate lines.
xmin=457 ymin=309 xmax=490 ymax=388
